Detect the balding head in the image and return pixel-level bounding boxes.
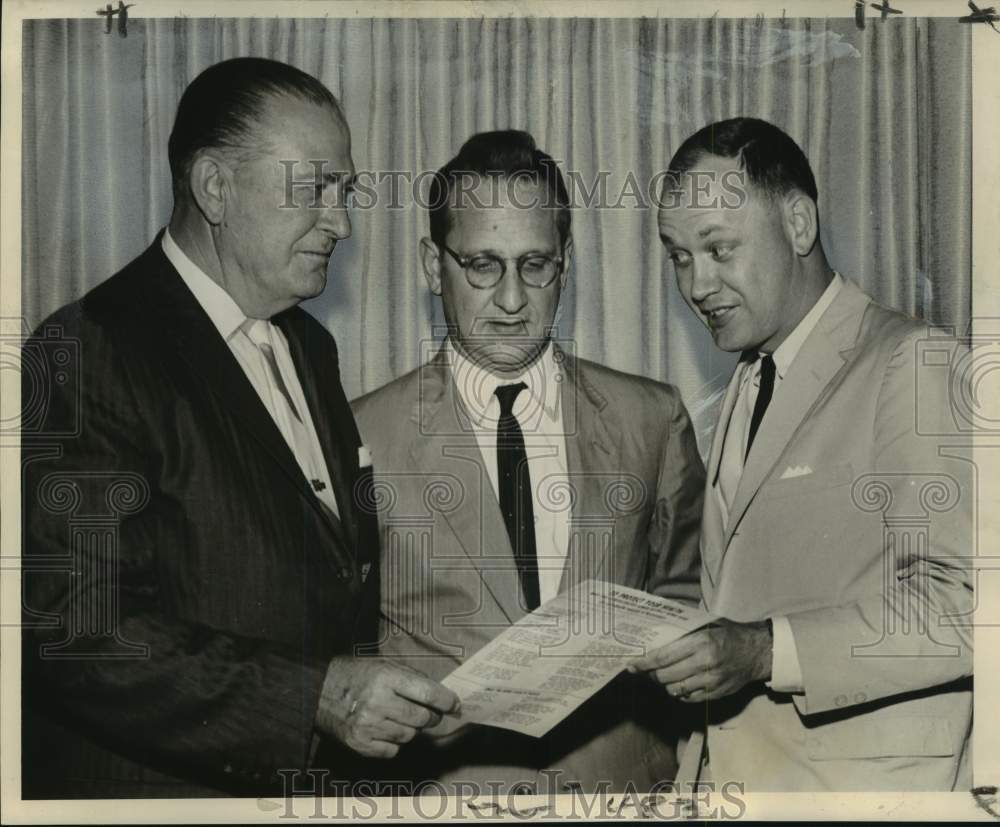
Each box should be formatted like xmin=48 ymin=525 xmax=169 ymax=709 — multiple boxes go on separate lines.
xmin=168 ymin=57 xmax=344 ymax=202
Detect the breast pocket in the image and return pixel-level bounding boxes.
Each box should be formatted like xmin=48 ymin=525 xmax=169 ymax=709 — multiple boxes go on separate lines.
xmin=760 ymin=462 xmax=854 ymax=501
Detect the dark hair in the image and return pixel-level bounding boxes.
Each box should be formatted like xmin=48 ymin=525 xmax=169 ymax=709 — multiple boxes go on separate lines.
xmin=168 ymin=57 xmax=341 ymax=197
xmin=427 ymin=130 xmax=571 ymax=249
xmin=667 ymin=117 xmax=818 ymax=204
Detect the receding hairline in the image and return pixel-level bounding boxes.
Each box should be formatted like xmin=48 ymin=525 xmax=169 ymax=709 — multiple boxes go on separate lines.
xmin=660 ymin=149 xmax=818 ymax=212
xmin=225 ymin=90 xmax=349 ymax=162
xmin=427 ymin=130 xmax=573 ymax=250
xmin=251 ymin=87 xmax=347 ymax=135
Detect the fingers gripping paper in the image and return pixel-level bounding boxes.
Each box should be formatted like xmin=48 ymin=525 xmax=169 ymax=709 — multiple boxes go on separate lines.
xmin=441 ymin=579 xmax=715 ymax=737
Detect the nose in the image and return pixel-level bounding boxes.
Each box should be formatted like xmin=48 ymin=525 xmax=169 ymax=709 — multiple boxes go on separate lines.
xmin=492 ymin=266 xmax=529 ymax=314
xmin=317 ymin=202 xmax=352 ymax=241
xmin=688 ymin=258 xmax=721 ymax=305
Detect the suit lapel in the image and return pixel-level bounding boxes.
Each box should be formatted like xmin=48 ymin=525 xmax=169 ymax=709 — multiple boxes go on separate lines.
xmin=709 ymin=363 xmax=745 ymax=489
xmin=702 ymin=364 xmax=745 ymax=587
xmin=557 ymin=352 xmax=624 ymax=593
xmin=145 ymin=240 xmax=347 ymax=552
xmin=407 ymin=350 xmax=525 ymax=624
xmin=721 ymin=280 xmax=871 ymax=553
xmin=275 ymin=310 xmax=357 ymax=550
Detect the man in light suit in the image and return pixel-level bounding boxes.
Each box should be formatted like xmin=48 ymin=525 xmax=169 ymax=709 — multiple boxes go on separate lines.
xmin=352 ymin=130 xmax=706 ymax=795
xmin=21 ymin=57 xmax=458 ymax=799
xmin=633 ymin=117 xmax=973 ymax=791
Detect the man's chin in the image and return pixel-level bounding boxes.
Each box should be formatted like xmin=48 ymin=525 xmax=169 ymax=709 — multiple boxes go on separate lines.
xmin=297 ymin=271 xmax=329 ymax=300
xmin=710 ymin=327 xmax=750 ymax=354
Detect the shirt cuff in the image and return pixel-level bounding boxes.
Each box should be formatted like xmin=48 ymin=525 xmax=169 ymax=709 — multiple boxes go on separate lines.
xmin=765 ymin=615 xmax=805 ymax=694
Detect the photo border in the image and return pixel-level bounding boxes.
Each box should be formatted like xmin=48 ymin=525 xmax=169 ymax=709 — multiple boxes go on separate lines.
xmin=2 ymin=0 xmax=997 ymax=822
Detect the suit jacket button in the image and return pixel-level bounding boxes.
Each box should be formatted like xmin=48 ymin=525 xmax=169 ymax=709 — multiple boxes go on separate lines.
xmin=854 ymin=692 xmax=867 ymax=704
xmin=834 ymin=694 xmax=848 ymax=707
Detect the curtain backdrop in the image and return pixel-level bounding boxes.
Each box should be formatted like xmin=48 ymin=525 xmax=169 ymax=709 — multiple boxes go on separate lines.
xmin=22 ymin=17 xmax=971 ymax=451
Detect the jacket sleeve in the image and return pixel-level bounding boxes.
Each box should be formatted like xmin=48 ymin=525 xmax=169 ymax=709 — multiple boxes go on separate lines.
xmin=787 ymin=329 xmax=973 ymax=716
xmin=21 ymin=314 xmax=330 ymax=793
xmin=646 ymin=386 xmax=706 ymax=605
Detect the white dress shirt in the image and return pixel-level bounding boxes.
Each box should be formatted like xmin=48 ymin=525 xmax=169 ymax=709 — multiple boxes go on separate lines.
xmin=447 ymin=340 xmax=570 ymax=605
xmin=162 ymin=229 xmax=339 ymax=518
xmin=715 ymin=274 xmax=844 ymax=693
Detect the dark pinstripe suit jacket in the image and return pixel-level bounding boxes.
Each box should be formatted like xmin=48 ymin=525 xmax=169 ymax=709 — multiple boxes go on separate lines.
xmin=21 ymin=235 xmax=379 ymax=798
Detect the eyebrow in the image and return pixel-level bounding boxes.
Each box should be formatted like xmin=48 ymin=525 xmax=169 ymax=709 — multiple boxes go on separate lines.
xmin=660 ymin=223 xmax=733 ymax=246
xmin=697 ymin=223 xmax=729 ymax=238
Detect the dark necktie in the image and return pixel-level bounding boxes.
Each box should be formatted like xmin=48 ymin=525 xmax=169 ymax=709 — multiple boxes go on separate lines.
xmin=745 ymin=354 xmax=776 ymax=462
xmin=495 ymin=383 xmax=540 ymax=611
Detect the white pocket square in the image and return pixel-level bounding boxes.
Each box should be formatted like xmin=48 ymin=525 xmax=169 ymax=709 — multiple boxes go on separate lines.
xmin=358 ymin=445 xmax=373 ymax=469
xmin=779 ymin=465 xmax=813 ymax=480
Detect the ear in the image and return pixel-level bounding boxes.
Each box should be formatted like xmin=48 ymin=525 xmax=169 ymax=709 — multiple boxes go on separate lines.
xmin=559 ymin=236 xmax=573 ymax=290
xmin=188 ymin=152 xmax=231 ymax=227
xmin=420 ymin=237 xmax=443 ymax=296
xmin=782 ymin=192 xmax=819 ymax=257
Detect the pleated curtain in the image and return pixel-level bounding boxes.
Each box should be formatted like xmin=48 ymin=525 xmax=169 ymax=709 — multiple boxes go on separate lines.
xmin=21 ymin=17 xmax=970 ymax=451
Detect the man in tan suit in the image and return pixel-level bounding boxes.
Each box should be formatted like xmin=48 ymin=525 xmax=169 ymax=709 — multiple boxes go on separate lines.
xmin=352 ymin=130 xmax=705 ymax=795
xmin=633 ymin=117 xmax=973 ymax=791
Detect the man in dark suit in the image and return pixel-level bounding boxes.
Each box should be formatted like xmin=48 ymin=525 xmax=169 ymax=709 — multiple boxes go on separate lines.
xmin=21 ymin=57 xmax=458 ymax=799
xmin=351 ymin=131 xmax=705 ymax=794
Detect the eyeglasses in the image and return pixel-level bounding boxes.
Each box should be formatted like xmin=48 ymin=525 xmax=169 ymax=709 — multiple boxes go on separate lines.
xmin=440 ymin=244 xmax=564 ymax=289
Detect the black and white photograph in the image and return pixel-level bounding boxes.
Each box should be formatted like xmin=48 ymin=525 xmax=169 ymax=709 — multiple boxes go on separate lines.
xmin=2 ymin=0 xmax=996 ymax=821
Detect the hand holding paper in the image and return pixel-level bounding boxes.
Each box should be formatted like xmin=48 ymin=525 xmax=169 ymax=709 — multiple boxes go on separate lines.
xmin=316 ymin=657 xmax=461 ymax=758
xmin=440 ymin=579 xmax=714 ymax=738
xmin=628 ymin=617 xmax=772 ymax=702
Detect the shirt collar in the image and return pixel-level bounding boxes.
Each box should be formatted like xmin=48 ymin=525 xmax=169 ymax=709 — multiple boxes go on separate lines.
xmin=162 ymin=228 xmax=251 ymax=342
xmin=446 ymin=338 xmax=562 ymax=427
xmin=765 ymin=272 xmax=844 ymax=381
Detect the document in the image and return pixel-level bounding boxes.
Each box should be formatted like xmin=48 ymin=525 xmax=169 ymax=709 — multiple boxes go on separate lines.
xmin=441 ymin=579 xmax=715 ymax=737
